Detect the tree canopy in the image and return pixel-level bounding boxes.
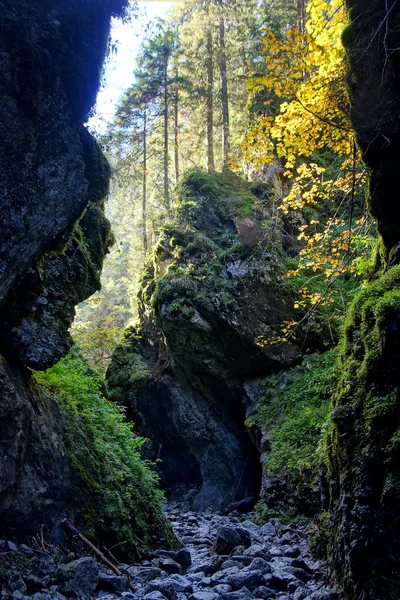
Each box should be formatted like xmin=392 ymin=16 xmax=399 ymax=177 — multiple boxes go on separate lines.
xmin=74 ymin=0 xmax=376 ymax=365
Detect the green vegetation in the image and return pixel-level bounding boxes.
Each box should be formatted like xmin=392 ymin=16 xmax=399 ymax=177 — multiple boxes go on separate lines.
xmin=177 ymin=169 xmax=258 ymax=219
xmin=329 ymin=265 xmax=400 ymax=451
xmin=250 ymin=349 xmax=339 ymax=520
xmin=323 ymin=266 xmax=400 ymax=597
xmin=35 ymin=349 xmax=177 ymax=558
xmin=140 ymin=169 xmax=272 ymax=316
xmin=106 ymin=328 xmax=152 ymax=405
xmin=328 ymin=265 xmax=400 ymax=478
xmin=308 ymin=510 xmax=331 ymax=559
xmin=254 ymin=349 xmax=338 ymax=482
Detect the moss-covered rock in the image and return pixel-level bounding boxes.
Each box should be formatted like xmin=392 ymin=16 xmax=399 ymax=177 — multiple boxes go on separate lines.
xmin=0 ymin=0 xmax=137 ymax=545
xmin=325 ymin=3 xmax=400 ymax=596
xmin=140 ymin=170 xmax=301 ymax=380
xmin=327 ymin=267 xmax=400 ymax=598
xmin=107 ymin=328 xmax=153 ymax=406
xmin=0 ymin=201 xmax=112 ymax=369
xmin=249 ymin=350 xmax=338 ymax=523
xmin=0 ymin=0 xmax=125 ymax=368
xmin=107 ymin=170 xmax=302 ymax=511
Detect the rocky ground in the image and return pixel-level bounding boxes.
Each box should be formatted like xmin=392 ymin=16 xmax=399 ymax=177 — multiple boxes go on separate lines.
xmin=0 ymin=509 xmax=341 ymax=600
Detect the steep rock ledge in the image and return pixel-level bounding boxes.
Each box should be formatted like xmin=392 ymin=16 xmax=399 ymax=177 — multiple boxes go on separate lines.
xmin=0 ymin=0 xmax=128 ymax=538
xmin=107 ymin=171 xmax=302 ymax=512
xmin=326 ymin=2 xmax=400 ymax=598
xmin=0 ymin=357 xmax=75 ymax=538
xmin=0 ymin=1 xmax=124 ymax=365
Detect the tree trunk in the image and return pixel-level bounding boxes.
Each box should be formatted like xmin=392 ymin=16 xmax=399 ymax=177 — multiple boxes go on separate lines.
xmin=174 ymin=66 xmax=180 ymax=184
xmin=164 ymin=55 xmax=170 ymax=209
xmin=296 ymin=0 xmax=306 ymax=33
xmin=142 ymin=107 xmax=148 ymax=252
xmin=218 ymin=0 xmax=229 ymax=170
xmin=205 ymin=25 xmax=215 ymax=172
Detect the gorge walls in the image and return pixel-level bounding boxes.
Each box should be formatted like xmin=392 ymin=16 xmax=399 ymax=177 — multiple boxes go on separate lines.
xmin=327 ymin=2 xmax=400 ymax=597
xmin=0 ymin=0 xmax=127 ymax=537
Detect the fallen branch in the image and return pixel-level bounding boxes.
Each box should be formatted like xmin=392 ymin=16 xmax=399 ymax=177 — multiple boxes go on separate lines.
xmin=62 ymin=519 xmax=136 ymax=591
xmin=102 ymin=546 xmax=119 ymax=566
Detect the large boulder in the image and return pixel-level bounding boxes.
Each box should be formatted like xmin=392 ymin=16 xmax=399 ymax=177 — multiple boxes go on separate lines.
xmin=0 ymin=356 xmax=74 ymax=537
xmin=212 ymin=527 xmax=252 ymax=555
xmin=0 ymin=0 xmax=127 ymax=368
xmin=107 ymin=171 xmax=302 ymax=510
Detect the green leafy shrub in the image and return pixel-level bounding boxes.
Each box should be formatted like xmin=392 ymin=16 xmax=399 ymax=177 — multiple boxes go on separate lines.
xmin=36 ymin=349 xmax=176 ymax=557
xmin=308 ymin=510 xmax=331 ymax=559
xmin=106 ymin=333 xmax=152 ymax=405
xmin=250 ymin=349 xmax=339 ymax=519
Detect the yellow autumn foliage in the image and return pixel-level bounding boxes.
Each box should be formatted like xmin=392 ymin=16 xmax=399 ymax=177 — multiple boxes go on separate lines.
xmin=243 ymin=0 xmax=375 ymax=345
xmin=245 ymin=0 xmax=349 ymax=173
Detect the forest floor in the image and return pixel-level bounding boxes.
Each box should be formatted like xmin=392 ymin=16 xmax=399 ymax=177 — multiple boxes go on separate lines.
xmin=0 ymin=508 xmax=342 ymax=600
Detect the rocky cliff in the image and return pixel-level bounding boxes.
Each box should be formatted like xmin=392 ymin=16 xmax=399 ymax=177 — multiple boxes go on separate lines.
xmin=0 ymin=0 xmax=133 ymax=541
xmin=327 ymin=2 xmax=400 ymax=598
xmin=107 ymin=171 xmax=303 ymax=513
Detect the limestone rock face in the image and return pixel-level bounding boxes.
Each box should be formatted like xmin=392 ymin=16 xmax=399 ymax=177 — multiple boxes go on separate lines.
xmin=0 ymin=0 xmax=125 ymax=368
xmin=0 ymin=0 xmax=126 ymax=535
xmin=107 ymin=172 xmax=302 ymax=511
xmin=344 ymin=0 xmax=400 ymax=263
xmin=0 ymin=356 xmax=74 ymax=537
xmin=326 ymin=3 xmax=400 ymax=598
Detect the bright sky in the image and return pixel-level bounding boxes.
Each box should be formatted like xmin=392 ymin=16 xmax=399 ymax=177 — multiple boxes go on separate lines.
xmin=88 ymin=1 xmax=174 ymax=133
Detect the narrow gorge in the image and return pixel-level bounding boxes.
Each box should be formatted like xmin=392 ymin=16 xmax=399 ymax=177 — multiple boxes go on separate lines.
xmin=1 ymin=1 xmax=400 ymax=600
xmin=0 ymin=0 xmax=174 ymax=552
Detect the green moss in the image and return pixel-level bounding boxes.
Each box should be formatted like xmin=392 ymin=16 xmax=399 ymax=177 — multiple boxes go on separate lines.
xmin=140 ymin=170 xmax=270 ymax=317
xmin=80 ymin=204 xmax=113 ymax=263
xmin=341 ymin=23 xmax=356 ymax=48
xmin=250 ymin=350 xmax=338 ymax=520
xmin=326 ymin=264 xmax=400 ymax=597
xmin=179 ymin=168 xmax=256 ymax=219
xmin=36 ymin=348 xmax=176 ymax=557
xmin=309 ymin=511 xmax=331 ymax=559
xmin=152 ymin=268 xmax=199 ymax=309
xmin=167 ymin=298 xmax=195 ymax=318
xmin=106 ymin=336 xmax=152 ymax=406
xmin=184 ymin=233 xmax=219 ymax=257
xmin=340 ymin=265 xmax=400 ymax=390
xmin=80 ymin=128 xmax=111 ymax=203
xmin=387 ymin=428 xmax=400 ymax=459
xmin=194 ymin=291 xmax=213 ymax=310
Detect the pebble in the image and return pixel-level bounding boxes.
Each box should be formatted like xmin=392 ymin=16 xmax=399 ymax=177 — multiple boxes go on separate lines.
xmin=0 ymin=509 xmax=340 ymax=600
